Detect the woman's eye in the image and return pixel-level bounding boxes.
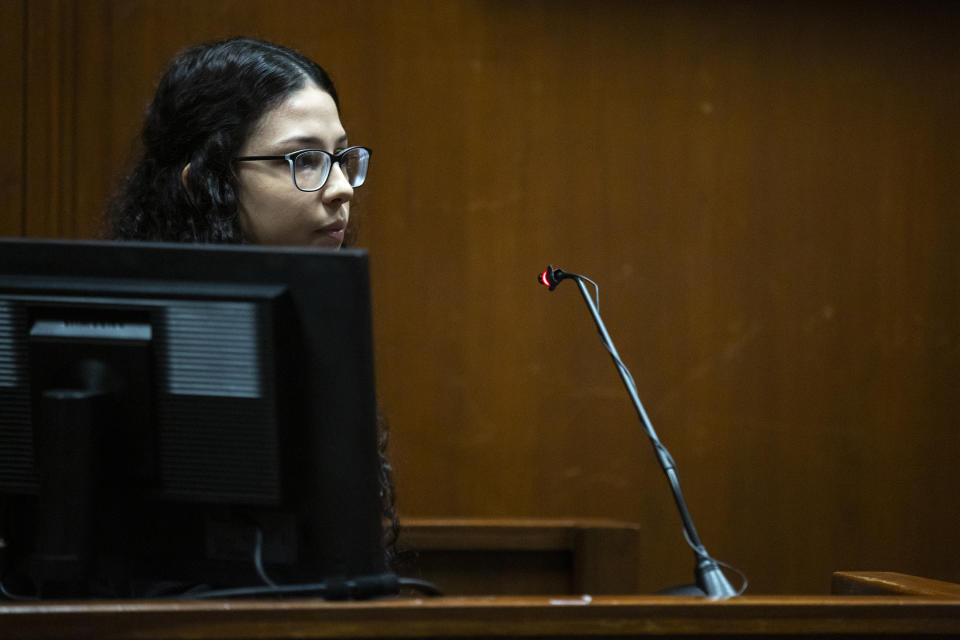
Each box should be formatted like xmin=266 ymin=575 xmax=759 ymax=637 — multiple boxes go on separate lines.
xmin=297 ymin=154 xmax=321 ymax=171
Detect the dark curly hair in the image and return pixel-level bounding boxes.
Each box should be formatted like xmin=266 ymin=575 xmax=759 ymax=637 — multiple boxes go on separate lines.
xmin=106 ymin=37 xmax=396 ymax=564
xmin=106 ymin=37 xmax=339 ymax=242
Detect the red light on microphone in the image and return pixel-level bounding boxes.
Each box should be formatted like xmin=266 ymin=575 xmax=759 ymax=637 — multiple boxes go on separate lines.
xmin=539 ymin=270 xmax=552 ymax=288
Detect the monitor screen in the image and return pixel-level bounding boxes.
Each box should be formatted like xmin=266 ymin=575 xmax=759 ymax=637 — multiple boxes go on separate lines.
xmin=0 ymin=238 xmax=396 ymax=599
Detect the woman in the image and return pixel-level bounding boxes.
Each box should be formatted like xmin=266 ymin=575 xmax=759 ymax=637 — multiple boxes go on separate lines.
xmin=107 ymin=37 xmax=368 ymax=249
xmin=106 ymin=37 xmax=396 ymax=564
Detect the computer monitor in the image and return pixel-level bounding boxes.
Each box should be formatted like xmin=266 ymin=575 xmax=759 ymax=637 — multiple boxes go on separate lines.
xmin=0 ymin=238 xmax=396 ymax=599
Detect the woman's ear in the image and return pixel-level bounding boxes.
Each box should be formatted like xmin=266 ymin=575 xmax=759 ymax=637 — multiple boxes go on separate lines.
xmin=180 ymin=163 xmax=197 ymax=205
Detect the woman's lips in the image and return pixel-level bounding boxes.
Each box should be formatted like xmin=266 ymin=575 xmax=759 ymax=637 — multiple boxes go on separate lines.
xmin=317 ymin=220 xmax=346 ymax=244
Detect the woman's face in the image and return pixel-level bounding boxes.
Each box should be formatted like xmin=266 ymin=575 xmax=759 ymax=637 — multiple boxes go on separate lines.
xmin=235 ymin=84 xmax=353 ymax=247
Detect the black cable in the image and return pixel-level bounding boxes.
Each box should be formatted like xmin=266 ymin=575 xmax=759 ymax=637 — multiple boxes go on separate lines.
xmin=185 ymin=582 xmax=329 ymax=599
xmin=0 ymin=518 xmax=436 ymax=601
xmin=680 ymin=526 xmax=749 ymax=596
xmin=397 ymin=577 xmax=443 ymax=596
xmin=252 ymin=527 xmax=278 ymax=588
xmin=0 ymin=575 xmax=38 ymax=601
xmin=181 ymin=575 xmax=438 ymax=600
xmin=176 ymin=522 xmax=421 ymax=599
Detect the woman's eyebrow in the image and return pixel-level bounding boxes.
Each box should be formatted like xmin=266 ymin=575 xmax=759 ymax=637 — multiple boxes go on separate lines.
xmin=275 ymin=134 xmax=349 ymax=148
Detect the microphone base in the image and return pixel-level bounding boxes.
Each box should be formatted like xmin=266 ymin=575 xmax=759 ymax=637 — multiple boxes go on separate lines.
xmin=695 ymin=558 xmax=738 ymax=598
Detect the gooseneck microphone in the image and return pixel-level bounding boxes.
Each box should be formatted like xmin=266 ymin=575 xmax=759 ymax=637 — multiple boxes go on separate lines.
xmin=538 ymin=265 xmax=574 ymax=290
xmin=538 ymin=265 xmax=742 ymax=597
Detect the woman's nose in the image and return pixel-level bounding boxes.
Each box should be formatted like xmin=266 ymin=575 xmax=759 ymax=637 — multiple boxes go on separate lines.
xmin=322 ymin=163 xmax=354 ymax=206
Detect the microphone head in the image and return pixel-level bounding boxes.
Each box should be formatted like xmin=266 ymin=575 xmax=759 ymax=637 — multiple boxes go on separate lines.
xmin=538 ymin=265 xmax=566 ymax=291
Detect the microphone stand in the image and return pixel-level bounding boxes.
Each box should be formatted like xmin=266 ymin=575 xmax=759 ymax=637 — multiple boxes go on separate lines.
xmin=570 ymin=276 xmax=737 ymax=597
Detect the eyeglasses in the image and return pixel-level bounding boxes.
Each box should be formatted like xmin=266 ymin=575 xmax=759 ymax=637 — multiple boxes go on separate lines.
xmin=236 ymin=146 xmax=371 ymax=192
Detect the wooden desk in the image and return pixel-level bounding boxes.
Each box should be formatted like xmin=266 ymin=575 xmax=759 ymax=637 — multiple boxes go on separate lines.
xmin=2 ymin=595 xmax=960 ymax=639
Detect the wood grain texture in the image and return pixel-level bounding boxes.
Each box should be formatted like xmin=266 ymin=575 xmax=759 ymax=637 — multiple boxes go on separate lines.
xmin=833 ymin=572 xmax=960 ymax=598
xmin=23 ymin=0 xmax=77 ymax=237
xmin=5 ymin=1 xmax=960 ymax=595
xmin=2 ymin=595 xmax=960 ymax=639
xmin=396 ymin=518 xmax=644 ymax=594
xmin=0 ymin=0 xmax=24 ymax=236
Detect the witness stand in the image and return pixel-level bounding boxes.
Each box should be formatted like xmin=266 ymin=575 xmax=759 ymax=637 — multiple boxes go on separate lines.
xmin=2 ymin=520 xmax=959 ymax=639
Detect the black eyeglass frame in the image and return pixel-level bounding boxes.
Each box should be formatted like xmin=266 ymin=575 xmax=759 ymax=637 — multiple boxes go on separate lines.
xmin=235 ymin=146 xmax=371 ymax=192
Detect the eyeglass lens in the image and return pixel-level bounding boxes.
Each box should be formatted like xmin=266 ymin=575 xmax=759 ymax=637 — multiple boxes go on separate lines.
xmin=292 ymin=148 xmax=369 ymax=191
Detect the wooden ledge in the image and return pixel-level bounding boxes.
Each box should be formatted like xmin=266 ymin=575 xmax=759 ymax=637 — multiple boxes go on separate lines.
xmin=3 ymin=595 xmax=960 ymax=638
xmin=832 ymin=571 xmax=960 ymax=598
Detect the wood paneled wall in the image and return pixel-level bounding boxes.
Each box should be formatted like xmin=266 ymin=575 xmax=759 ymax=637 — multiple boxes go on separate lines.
xmin=0 ymin=0 xmax=24 ymax=236
xmin=4 ymin=0 xmax=959 ymax=595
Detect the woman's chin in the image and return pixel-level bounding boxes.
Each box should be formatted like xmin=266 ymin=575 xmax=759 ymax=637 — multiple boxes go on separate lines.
xmin=309 ymin=232 xmax=344 ymax=249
